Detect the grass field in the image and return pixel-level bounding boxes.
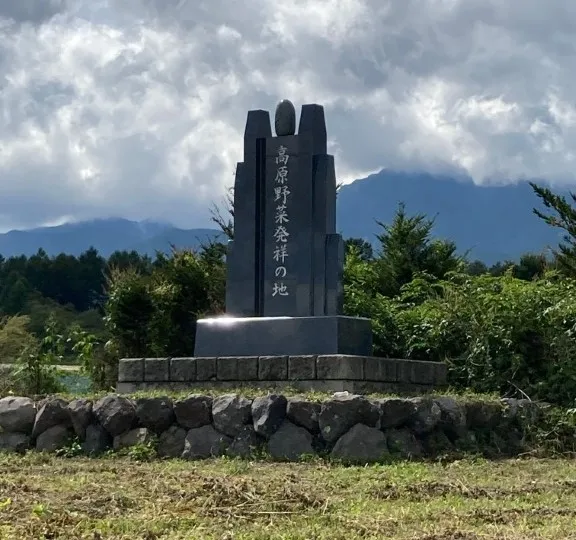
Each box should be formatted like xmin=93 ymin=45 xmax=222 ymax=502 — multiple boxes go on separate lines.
xmin=0 ymin=454 xmax=575 ymax=539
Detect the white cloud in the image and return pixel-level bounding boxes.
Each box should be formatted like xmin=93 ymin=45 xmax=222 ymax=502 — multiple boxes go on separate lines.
xmin=1 ymin=0 xmax=576 ymax=230
xmin=0 ymin=0 xmax=69 ymax=24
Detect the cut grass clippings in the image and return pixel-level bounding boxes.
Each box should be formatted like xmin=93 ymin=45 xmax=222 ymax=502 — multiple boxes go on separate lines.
xmin=0 ymin=454 xmax=575 ymax=539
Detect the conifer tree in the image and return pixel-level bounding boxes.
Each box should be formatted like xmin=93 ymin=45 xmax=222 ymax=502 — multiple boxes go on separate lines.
xmin=375 ymin=203 xmax=461 ymax=296
xmin=530 ymin=182 xmax=576 ymax=276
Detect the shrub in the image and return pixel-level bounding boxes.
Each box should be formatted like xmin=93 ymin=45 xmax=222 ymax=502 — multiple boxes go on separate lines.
xmin=346 ymin=269 xmax=576 ymax=406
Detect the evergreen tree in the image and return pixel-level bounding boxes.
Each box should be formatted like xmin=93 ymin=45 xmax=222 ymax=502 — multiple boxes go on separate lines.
xmin=374 ymin=203 xmax=461 ymax=297
xmin=344 ymin=238 xmax=374 ymax=261
xmin=513 ymin=252 xmax=549 ymax=281
xmin=466 ymin=260 xmax=488 ymax=276
xmin=530 ymin=182 xmax=576 ymax=276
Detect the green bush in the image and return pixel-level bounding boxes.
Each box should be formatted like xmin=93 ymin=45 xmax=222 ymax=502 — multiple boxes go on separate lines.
xmin=104 ymin=246 xmax=225 ymax=363
xmin=344 ymin=266 xmax=576 ymax=407
xmin=11 ymin=315 xmax=65 ymax=395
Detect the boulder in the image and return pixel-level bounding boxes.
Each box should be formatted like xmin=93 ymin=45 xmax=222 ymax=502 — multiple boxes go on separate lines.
xmin=422 ymin=429 xmax=455 ymax=456
xmin=0 ymin=432 xmax=30 ymax=453
xmin=386 ymin=428 xmax=424 ymax=459
xmin=82 ymin=424 xmax=111 ymax=456
xmin=174 ymin=394 xmax=213 ymax=429
xmin=36 ymin=425 xmax=72 ymax=453
xmin=67 ymin=398 xmax=93 ymax=440
xmin=32 ymin=397 xmax=70 ymax=438
xmin=515 ymin=399 xmax=542 ymax=428
xmin=408 ymin=398 xmax=442 ymax=434
xmin=481 ymin=430 xmax=514 ymax=459
xmin=113 ymin=427 xmax=153 ymax=451
xmin=0 ymin=396 xmax=36 ymax=434
xmin=182 ymin=425 xmax=232 ymax=459
xmin=434 ymin=396 xmax=467 ymax=439
xmin=136 ymin=397 xmax=174 ymax=434
xmin=376 ymin=398 xmax=417 ymax=429
xmin=212 ymin=394 xmax=252 ymax=437
xmin=157 ymin=425 xmax=187 ymax=458
xmin=454 ymin=430 xmax=480 ymax=453
xmin=229 ymin=426 xmax=263 ymax=458
xmin=93 ymin=395 xmax=136 ymax=436
xmin=465 ymin=400 xmax=502 ymax=429
xmin=319 ymin=393 xmax=379 ymax=443
xmin=268 ymin=421 xmax=314 ymax=461
xmin=286 ymin=398 xmax=320 ymax=433
xmin=505 ymin=427 xmax=526 ymax=455
xmin=252 ymin=394 xmax=287 ymax=438
xmin=331 ymin=424 xmax=389 ymax=464
xmin=500 ymin=398 xmax=541 ymax=428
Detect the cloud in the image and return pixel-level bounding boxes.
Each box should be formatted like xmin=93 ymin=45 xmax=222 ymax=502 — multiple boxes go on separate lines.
xmin=0 ymin=0 xmax=69 ymax=24
xmin=1 ymin=0 xmax=576 ymax=230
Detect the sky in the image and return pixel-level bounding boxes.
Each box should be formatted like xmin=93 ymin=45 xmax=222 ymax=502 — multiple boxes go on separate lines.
xmin=1 ymin=0 xmax=576 ymax=231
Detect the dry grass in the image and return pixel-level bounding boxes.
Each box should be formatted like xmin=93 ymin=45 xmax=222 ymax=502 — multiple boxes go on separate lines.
xmin=0 ymin=454 xmax=575 ymax=539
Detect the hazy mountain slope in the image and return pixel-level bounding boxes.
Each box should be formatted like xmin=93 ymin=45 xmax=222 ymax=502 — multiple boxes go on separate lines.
xmin=0 ymin=218 xmax=222 ymax=258
xmin=0 ymin=172 xmax=569 ymax=263
xmin=337 ymin=171 xmax=565 ymax=263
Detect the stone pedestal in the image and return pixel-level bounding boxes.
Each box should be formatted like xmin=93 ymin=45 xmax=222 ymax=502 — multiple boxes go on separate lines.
xmin=116 ymin=355 xmax=448 ymax=395
xmin=115 ymin=99 xmax=447 ymax=397
xmin=193 ymin=315 xmax=372 ymax=357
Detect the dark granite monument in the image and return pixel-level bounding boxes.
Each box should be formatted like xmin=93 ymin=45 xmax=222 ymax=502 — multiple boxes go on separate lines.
xmin=116 ymin=100 xmax=447 ymax=394
xmin=193 ymin=100 xmax=372 ymax=357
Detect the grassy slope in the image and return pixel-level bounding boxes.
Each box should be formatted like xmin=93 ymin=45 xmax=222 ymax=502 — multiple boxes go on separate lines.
xmin=0 ymin=455 xmax=575 ymax=539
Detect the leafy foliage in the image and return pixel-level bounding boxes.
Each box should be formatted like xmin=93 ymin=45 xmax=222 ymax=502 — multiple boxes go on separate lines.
xmin=0 ymin=315 xmax=36 ymax=363
xmin=104 ymin=246 xmax=225 ymax=361
xmin=11 ymin=315 xmax=65 ymax=395
xmin=341 ymin=197 xmax=576 ymax=406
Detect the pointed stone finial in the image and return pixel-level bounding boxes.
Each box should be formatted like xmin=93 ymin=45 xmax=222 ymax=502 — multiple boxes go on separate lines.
xmin=274 ymin=99 xmax=296 ymax=136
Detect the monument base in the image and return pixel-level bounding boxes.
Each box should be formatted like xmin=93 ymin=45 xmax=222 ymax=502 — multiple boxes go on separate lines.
xmin=116 ymin=355 xmax=447 ymax=395
xmin=193 ymin=315 xmax=372 ymax=357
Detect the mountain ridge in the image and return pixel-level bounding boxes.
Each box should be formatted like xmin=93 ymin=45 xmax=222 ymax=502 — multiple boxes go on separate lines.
xmin=0 ymin=172 xmax=570 ymax=262
xmin=336 ymin=171 xmax=566 ymax=263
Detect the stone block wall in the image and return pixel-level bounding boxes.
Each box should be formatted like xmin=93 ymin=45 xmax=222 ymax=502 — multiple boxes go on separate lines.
xmin=0 ymin=393 xmax=545 ymax=463
xmin=117 ymin=355 xmax=447 ymax=394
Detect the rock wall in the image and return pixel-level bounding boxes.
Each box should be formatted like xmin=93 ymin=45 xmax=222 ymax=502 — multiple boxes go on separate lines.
xmin=0 ymin=393 xmax=545 ymax=463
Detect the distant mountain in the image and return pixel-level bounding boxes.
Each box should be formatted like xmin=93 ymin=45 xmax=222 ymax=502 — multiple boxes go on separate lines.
xmin=0 ymin=218 xmax=223 ymax=258
xmin=0 ymin=172 xmax=570 ymax=263
xmin=336 ymin=171 xmax=567 ymax=264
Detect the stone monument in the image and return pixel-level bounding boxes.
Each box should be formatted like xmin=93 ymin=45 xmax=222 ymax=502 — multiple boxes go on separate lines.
xmin=194 ymin=99 xmax=372 ymax=357
xmin=116 ymin=100 xmax=447 ymax=393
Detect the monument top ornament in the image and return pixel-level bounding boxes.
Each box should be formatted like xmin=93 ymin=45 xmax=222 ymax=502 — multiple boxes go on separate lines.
xmin=274 ymin=99 xmax=296 ymax=136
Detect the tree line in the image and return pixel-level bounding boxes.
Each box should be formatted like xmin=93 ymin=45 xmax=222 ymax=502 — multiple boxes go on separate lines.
xmin=2 ymin=181 xmax=576 ymax=405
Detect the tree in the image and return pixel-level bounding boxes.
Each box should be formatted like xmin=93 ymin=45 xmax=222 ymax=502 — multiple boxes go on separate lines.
xmin=0 ymin=315 xmax=37 ymax=363
xmin=107 ymin=250 xmax=153 ymax=275
xmin=374 ymin=203 xmax=462 ymax=297
xmin=104 ymin=247 xmax=226 ymax=360
xmin=530 ymin=182 xmax=576 ymax=276
xmin=488 ymin=260 xmax=515 ymax=277
xmin=77 ymin=247 xmax=106 ymax=311
xmin=466 ymin=260 xmax=488 ymax=276
xmin=513 ymin=252 xmax=549 ymax=281
xmin=0 ymin=272 xmax=32 ymax=314
xmin=210 ymin=186 xmax=234 ymax=240
xmin=344 ymin=238 xmax=374 ymax=261
xmin=104 ymin=268 xmax=154 ymax=358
